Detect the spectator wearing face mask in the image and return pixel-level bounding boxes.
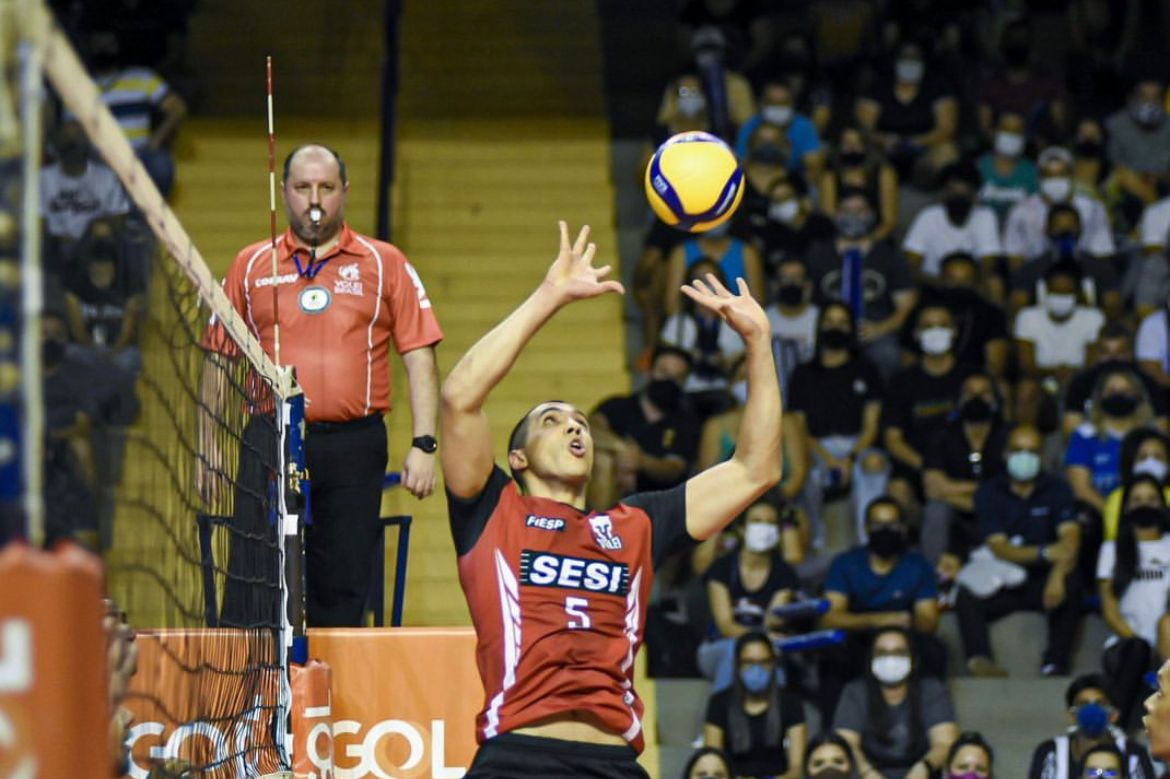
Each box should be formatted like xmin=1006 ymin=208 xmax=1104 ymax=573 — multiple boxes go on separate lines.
xmin=656 ymin=73 xmax=716 ymax=143
xmin=681 ymin=746 xmax=735 ymax=779
xmin=1027 ymin=674 xmax=1155 ymax=779
xmin=819 ymin=125 xmax=900 ymax=243
xmin=749 ymin=175 xmax=835 ymax=284
xmin=805 ymin=187 xmax=916 ymax=379
xmin=1010 ymin=205 xmax=1121 ymax=321
xmin=1065 ymin=369 xmax=1155 ymax=517
xmin=39 ymin=121 xmax=131 ymax=274
xmin=818 ymin=498 xmax=943 ymax=723
xmin=954 ymin=424 xmax=1081 ymax=677
xmin=661 ymin=259 xmax=748 ymax=417
xmin=945 ymin=732 xmax=994 ymax=779
xmin=735 ymin=78 xmax=825 ymax=181
xmin=903 ymin=160 xmax=1003 ymax=283
xmin=1071 ymin=119 xmax=1109 ymax=201
xmin=901 ymin=253 xmax=1010 ymax=378
xmin=64 ymin=232 xmax=143 ymax=375
xmin=764 ymin=258 xmax=820 ymax=388
xmin=1063 ymin=322 xmax=1168 ymax=439
xmin=856 ymin=41 xmax=959 ymax=186
xmin=1013 ymin=262 xmax=1105 ymax=427
xmin=697 ymin=498 xmax=800 ymax=686
xmin=1097 ymin=475 xmax=1170 ymax=732
xmin=977 ymin=18 xmax=1068 ymax=146
xmin=1105 ymin=78 xmax=1170 ymax=223
xmin=803 ymin=731 xmax=859 ymax=779
xmin=735 ymin=122 xmax=798 ymax=232
xmin=833 ymin=627 xmax=958 ymax=779
xmin=922 ymin=372 xmax=1009 ymax=580
xmin=788 ymin=302 xmax=887 ymax=545
xmin=590 ymin=345 xmax=701 ymax=504
xmin=977 ymin=111 xmax=1038 ymax=229
xmin=1004 ymin=146 xmax=1115 ymax=268
xmin=883 ymin=305 xmax=974 ymax=516
xmin=704 ymin=631 xmax=807 ymax=779
xmin=1099 ymin=429 xmax=1170 ymax=542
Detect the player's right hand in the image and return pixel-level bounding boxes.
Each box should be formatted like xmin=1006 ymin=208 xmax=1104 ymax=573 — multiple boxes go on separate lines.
xmin=681 ymin=273 xmax=772 ymax=344
xmin=542 ymin=220 xmax=625 ymax=305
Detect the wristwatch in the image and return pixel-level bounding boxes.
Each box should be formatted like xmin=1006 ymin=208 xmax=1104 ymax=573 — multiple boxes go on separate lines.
xmin=411 ymin=435 xmax=438 ymax=454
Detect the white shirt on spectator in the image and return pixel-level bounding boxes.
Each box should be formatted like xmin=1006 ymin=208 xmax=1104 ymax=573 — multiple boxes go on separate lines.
xmin=1013 ymin=305 xmax=1105 ymax=369
xmin=40 ymin=160 xmax=130 ymax=240
xmin=1097 ymin=536 xmax=1170 ymax=646
xmin=660 ymin=313 xmax=744 ymax=393
xmin=1139 ymin=196 xmax=1170 ymax=250
xmin=765 ymin=303 xmax=819 ymax=363
xmin=1003 ymin=193 xmax=1115 ymax=261
xmin=1137 ymin=310 xmax=1170 ymax=373
xmin=902 ymin=203 xmax=1003 ymax=276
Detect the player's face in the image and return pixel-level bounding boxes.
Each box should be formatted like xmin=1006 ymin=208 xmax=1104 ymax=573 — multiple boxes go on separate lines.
xmin=513 ymin=402 xmax=593 ymax=487
xmin=1144 ymin=659 xmax=1170 ymax=758
xmin=283 ymin=148 xmax=348 ymax=244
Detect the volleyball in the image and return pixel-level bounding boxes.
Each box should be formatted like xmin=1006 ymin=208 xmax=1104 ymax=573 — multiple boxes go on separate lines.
xmin=644 ymin=131 xmax=744 ymax=232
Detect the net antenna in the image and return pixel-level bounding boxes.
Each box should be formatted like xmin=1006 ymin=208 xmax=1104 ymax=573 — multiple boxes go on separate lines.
xmin=266 ymin=55 xmax=281 ymax=367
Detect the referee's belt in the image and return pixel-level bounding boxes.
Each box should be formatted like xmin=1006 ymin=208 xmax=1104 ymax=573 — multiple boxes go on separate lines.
xmin=306 ymin=413 xmax=385 ymax=435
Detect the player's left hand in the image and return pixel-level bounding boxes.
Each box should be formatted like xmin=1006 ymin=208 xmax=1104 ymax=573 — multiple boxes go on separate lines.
xmin=681 ymin=274 xmax=771 ymax=343
xmin=402 ymin=448 xmax=437 ymax=499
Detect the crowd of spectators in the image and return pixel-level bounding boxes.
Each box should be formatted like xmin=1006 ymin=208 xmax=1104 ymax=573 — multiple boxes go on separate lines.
xmin=32 ymin=4 xmax=192 ymax=549
xmin=609 ymin=1 xmax=1170 ymax=777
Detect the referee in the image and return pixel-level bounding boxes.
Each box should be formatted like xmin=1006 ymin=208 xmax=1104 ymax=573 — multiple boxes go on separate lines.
xmin=202 ymin=144 xmax=442 ymax=627
xmin=440 ymin=222 xmax=781 ymax=777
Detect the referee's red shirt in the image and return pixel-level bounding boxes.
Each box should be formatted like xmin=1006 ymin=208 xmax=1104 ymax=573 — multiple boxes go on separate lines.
xmin=205 ymin=223 xmax=442 ymax=422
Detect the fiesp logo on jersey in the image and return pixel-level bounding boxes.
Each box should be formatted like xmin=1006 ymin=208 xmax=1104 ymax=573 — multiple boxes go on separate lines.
xmin=518 ymin=550 xmax=629 ymax=596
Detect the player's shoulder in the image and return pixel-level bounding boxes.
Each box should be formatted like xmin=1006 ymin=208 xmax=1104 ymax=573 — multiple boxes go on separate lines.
xmin=348 ymin=231 xmax=410 ymax=266
xmin=232 ymin=235 xmax=283 ymax=268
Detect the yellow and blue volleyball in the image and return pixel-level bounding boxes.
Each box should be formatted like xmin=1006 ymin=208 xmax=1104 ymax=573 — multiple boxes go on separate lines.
xmin=644 ymin=131 xmax=744 ymax=232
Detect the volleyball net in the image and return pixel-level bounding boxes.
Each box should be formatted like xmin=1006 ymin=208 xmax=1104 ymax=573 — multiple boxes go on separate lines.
xmin=15 ymin=4 xmax=306 ymax=774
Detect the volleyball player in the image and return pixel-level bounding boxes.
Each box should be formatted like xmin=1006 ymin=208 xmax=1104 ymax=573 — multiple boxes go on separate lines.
xmin=440 ymin=221 xmax=782 ymax=777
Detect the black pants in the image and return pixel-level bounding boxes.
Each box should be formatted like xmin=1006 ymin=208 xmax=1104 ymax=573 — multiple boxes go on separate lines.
xmin=221 ymin=413 xmax=386 ymax=628
xmin=817 ymin=630 xmax=948 ymax=723
xmin=954 ymin=570 xmax=1082 ymax=669
xmin=303 ymin=414 xmax=387 ymax=627
xmin=1103 ymin=637 xmax=1154 ymax=730
xmin=466 ymin=733 xmax=648 ymax=779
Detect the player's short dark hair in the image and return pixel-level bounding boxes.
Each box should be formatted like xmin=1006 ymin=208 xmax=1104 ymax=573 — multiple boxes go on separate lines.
xmin=837 ymin=185 xmax=874 ymax=209
xmin=282 ymin=143 xmax=348 ymax=185
xmin=803 ymin=732 xmax=856 ymax=774
xmin=1065 ymin=673 xmax=1113 ymax=707
xmin=508 ymin=400 xmax=569 ymax=487
xmin=1080 ymin=743 xmax=1126 ymax=775
xmin=1099 ymin=320 xmax=1132 ymax=342
xmin=940 ymin=251 xmax=977 ymax=272
xmin=767 ymin=170 xmax=808 ymax=198
xmin=940 ymin=159 xmax=981 ymax=189
xmin=1045 ymin=202 xmax=1081 ymax=230
xmin=946 ymin=731 xmax=995 ymax=770
xmin=1044 ymin=259 xmax=1083 ymax=284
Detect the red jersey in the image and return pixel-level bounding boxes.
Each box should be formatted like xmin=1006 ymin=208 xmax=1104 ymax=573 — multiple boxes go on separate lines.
xmin=448 ymin=466 xmax=691 ymax=753
xmin=204 ymin=223 xmax=443 ymax=422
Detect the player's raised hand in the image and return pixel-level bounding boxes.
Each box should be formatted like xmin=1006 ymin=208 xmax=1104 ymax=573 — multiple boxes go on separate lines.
xmin=681 ymin=273 xmax=771 ymax=343
xmin=542 ymin=220 xmax=624 ymax=305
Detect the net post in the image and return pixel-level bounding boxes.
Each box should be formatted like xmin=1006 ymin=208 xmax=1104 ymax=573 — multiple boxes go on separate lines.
xmin=278 ymin=367 xmax=308 ymax=764
xmin=16 ymin=0 xmax=45 ymax=546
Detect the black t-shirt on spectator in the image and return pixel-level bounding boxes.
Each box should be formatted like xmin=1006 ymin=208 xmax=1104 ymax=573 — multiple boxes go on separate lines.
xmin=644 ymin=218 xmax=689 ymax=256
xmin=884 ymin=361 xmax=975 ymax=457
xmin=806 ymin=240 xmax=914 ymax=323
xmin=66 ymin=276 xmax=134 ymax=347
xmin=705 ymin=687 xmax=805 ymax=776
xmin=704 ymin=551 xmax=799 ymax=630
xmin=594 ymin=394 xmax=700 ymax=493
xmin=924 ymin=423 xmax=1008 ymax=483
xmin=1064 ymin=360 xmax=1169 ymax=419
xmin=749 ymin=214 xmax=837 ymax=278
xmin=866 ymin=74 xmax=955 ymax=137
xmin=900 ymin=285 xmax=1007 ymax=370
xmin=788 ymin=357 xmax=885 ymax=438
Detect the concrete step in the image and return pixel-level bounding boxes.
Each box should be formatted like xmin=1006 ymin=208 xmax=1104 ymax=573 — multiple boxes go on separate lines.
xmin=936 ymin=610 xmax=1110 ymax=679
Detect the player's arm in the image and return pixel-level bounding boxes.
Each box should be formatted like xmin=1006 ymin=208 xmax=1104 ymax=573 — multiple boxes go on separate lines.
xmin=440 ymin=221 xmax=623 ymax=497
xmin=400 ymin=345 xmax=439 ymax=499
xmin=682 ymin=275 xmax=782 ymax=540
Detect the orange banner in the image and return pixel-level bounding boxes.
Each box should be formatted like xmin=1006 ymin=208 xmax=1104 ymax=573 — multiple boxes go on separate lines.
xmin=0 ymin=543 xmax=108 ymax=779
xmin=307 ymin=628 xmax=480 ymax=779
xmin=291 ymin=659 xmax=333 ymax=778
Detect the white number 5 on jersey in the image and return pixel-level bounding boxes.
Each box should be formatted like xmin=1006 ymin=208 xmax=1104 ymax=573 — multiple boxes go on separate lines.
xmin=565 ymin=597 xmax=591 ymax=630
